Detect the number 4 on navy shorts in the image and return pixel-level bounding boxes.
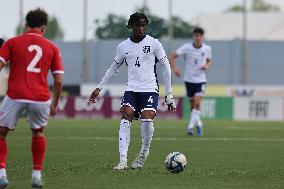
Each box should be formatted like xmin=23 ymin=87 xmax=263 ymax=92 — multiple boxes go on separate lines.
xmin=121 ymin=91 xmax=158 ymax=115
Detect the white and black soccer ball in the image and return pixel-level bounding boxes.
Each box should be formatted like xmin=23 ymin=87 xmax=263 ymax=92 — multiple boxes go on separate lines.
xmin=165 ymin=152 xmax=187 ymax=173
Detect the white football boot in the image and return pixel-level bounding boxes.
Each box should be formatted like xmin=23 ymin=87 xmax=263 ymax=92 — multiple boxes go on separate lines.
xmin=113 ymin=161 xmax=128 ymax=170
xmin=131 ymin=151 xmax=149 ymax=169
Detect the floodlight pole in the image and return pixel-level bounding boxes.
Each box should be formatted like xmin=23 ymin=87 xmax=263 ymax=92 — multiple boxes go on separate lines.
xmin=19 ymin=0 xmax=24 ymax=33
xmin=142 ymin=0 xmax=148 ymax=12
xmin=241 ymin=0 xmax=248 ymax=84
xmin=168 ymin=0 xmax=173 ymax=53
xmin=82 ymin=0 xmax=88 ymax=83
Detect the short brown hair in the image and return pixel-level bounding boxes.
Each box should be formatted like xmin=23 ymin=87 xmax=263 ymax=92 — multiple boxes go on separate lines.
xmin=26 ymin=8 xmax=48 ymax=28
xmin=193 ymin=27 xmax=205 ymax=35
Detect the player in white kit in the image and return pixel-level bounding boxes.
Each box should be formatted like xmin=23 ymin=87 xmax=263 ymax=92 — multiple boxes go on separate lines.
xmin=89 ymin=12 xmax=176 ymax=170
xmin=169 ymin=27 xmax=212 ymax=136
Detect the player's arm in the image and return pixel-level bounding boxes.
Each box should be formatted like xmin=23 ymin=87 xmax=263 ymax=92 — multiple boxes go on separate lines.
xmin=154 ymin=39 xmax=176 ymax=113
xmin=0 ymin=61 xmax=4 ymax=72
xmin=89 ymin=61 xmax=122 ymax=104
xmin=0 ymin=37 xmax=5 ymax=72
xmin=168 ymin=52 xmax=181 ymax=77
xmin=169 ymin=44 xmax=189 ymax=77
xmin=49 ymin=46 xmax=64 ymax=116
xmin=160 ymin=57 xmax=176 ymax=113
xmin=50 ymin=74 xmax=63 ymax=116
xmin=201 ymin=58 xmax=212 ymax=71
xmin=201 ymin=47 xmax=213 ymax=71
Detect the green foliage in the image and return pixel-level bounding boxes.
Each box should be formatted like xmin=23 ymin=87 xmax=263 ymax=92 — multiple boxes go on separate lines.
xmin=16 ymin=23 xmax=25 ymax=35
xmin=95 ymin=6 xmax=194 ymax=39
xmin=227 ymin=0 xmax=281 ymax=12
xmin=95 ymin=14 xmax=130 ymax=39
xmin=45 ymin=16 xmax=64 ymax=40
xmin=172 ymin=16 xmax=194 ymax=38
xmin=252 ymin=0 xmax=280 ymax=12
xmin=226 ymin=5 xmax=244 ymax=12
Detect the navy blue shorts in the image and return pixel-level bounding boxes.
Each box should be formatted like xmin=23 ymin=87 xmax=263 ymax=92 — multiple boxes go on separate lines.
xmin=121 ymin=91 xmax=159 ymax=118
xmin=185 ymin=82 xmax=206 ymax=99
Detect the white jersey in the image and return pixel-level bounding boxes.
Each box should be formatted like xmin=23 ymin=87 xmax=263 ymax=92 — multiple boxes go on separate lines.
xmin=114 ymin=35 xmax=168 ymax=92
xmin=176 ymin=42 xmax=212 ymax=83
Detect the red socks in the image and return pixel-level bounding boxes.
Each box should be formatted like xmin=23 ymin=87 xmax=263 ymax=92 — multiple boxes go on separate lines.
xmin=0 ymin=138 xmax=7 ymax=169
xmin=0 ymin=136 xmax=46 ymax=171
xmin=32 ymin=136 xmax=46 ymax=170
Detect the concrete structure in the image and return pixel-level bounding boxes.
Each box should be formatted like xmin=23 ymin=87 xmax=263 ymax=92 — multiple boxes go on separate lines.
xmin=195 ymin=12 xmax=284 ymax=40
xmin=52 ymin=39 xmax=284 ymax=86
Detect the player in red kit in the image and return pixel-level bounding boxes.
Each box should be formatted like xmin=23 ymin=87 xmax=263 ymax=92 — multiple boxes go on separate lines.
xmin=0 ymin=8 xmax=64 ymax=188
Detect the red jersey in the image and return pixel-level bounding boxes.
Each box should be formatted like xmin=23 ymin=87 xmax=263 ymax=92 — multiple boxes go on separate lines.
xmin=0 ymin=30 xmax=64 ymax=102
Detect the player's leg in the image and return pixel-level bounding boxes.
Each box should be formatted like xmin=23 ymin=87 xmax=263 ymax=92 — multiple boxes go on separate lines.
xmin=0 ymin=127 xmax=9 ymax=189
xmin=185 ymin=82 xmax=196 ymax=135
xmin=113 ymin=91 xmax=136 ymax=170
xmin=28 ymin=102 xmax=50 ymax=187
xmin=191 ymin=83 xmax=206 ymax=136
xmin=187 ymin=99 xmax=195 ymax=135
xmin=192 ymin=95 xmax=203 ymax=136
xmin=31 ymin=128 xmax=46 ymax=188
xmin=131 ymin=92 xmax=157 ymax=169
xmin=0 ymin=96 xmax=26 ymax=188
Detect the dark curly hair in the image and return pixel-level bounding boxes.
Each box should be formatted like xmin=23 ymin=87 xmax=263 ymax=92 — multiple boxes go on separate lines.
xmin=127 ymin=12 xmax=149 ymax=29
xmin=26 ymin=8 xmax=48 ymax=28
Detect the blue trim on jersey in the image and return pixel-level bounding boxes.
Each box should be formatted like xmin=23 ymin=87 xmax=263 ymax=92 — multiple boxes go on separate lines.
xmin=130 ymin=34 xmax=146 ymax=43
xmin=154 ymin=57 xmax=159 ymax=93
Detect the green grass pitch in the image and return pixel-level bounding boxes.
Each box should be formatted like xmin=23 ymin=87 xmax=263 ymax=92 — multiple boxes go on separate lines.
xmin=5 ymin=119 xmax=284 ymax=189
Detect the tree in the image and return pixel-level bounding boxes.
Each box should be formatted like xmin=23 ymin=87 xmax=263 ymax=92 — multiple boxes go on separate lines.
xmin=251 ymin=0 xmax=280 ymax=12
xmin=94 ymin=6 xmax=194 ymax=39
xmin=172 ymin=16 xmax=194 ymax=38
xmin=227 ymin=5 xmax=244 ymax=12
xmin=45 ymin=16 xmax=64 ymax=40
xmin=227 ymin=0 xmax=280 ymax=12
xmin=16 ymin=16 xmax=64 ymax=40
xmin=95 ymin=14 xmax=130 ymax=39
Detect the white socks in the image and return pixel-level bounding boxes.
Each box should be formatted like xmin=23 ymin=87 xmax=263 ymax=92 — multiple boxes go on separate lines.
xmin=119 ymin=119 xmax=131 ymax=162
xmin=139 ymin=120 xmax=154 ymax=155
xmin=188 ymin=109 xmax=201 ymax=129
xmin=118 ymin=119 xmax=154 ymax=162
xmin=32 ymin=170 xmax=41 ymax=178
xmin=0 ymin=168 xmax=6 ymax=178
xmin=0 ymin=168 xmax=41 ymax=179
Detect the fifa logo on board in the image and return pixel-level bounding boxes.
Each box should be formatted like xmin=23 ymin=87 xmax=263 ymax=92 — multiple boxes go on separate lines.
xmin=143 ymin=46 xmax=151 ymax=54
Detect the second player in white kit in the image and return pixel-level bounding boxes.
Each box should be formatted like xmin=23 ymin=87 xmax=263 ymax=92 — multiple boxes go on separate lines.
xmin=169 ymin=27 xmax=212 ymax=136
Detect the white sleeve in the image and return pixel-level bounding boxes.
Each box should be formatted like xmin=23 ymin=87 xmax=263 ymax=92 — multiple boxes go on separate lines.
xmin=97 ymin=61 xmax=122 ymax=90
xmin=207 ymin=46 xmax=212 ymax=60
xmin=175 ymin=44 xmax=189 ymax=56
xmin=153 ymin=39 xmax=167 ymax=61
xmin=160 ymin=57 xmax=172 ymax=94
xmin=114 ymin=43 xmax=125 ymax=64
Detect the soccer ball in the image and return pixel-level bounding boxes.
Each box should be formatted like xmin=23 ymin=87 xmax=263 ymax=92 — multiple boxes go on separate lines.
xmin=165 ymin=152 xmax=187 ymax=173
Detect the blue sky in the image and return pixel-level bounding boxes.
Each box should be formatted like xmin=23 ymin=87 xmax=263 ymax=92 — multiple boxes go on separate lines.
xmin=1 ymin=0 xmax=283 ymax=41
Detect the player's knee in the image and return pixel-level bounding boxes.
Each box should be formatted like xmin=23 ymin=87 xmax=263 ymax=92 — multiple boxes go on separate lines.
xmin=193 ymin=96 xmax=202 ymax=109
xmin=141 ymin=110 xmax=155 ymax=120
xmin=31 ymin=128 xmax=45 ymax=137
xmin=120 ymin=106 xmax=134 ymax=121
xmin=0 ymin=127 xmax=9 ymax=138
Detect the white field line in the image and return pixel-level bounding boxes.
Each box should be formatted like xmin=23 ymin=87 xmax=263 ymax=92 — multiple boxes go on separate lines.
xmin=10 ymin=136 xmax=284 ymax=142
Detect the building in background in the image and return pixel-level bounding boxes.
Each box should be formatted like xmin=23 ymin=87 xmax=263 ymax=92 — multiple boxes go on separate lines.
xmin=195 ymin=12 xmax=284 ymax=40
